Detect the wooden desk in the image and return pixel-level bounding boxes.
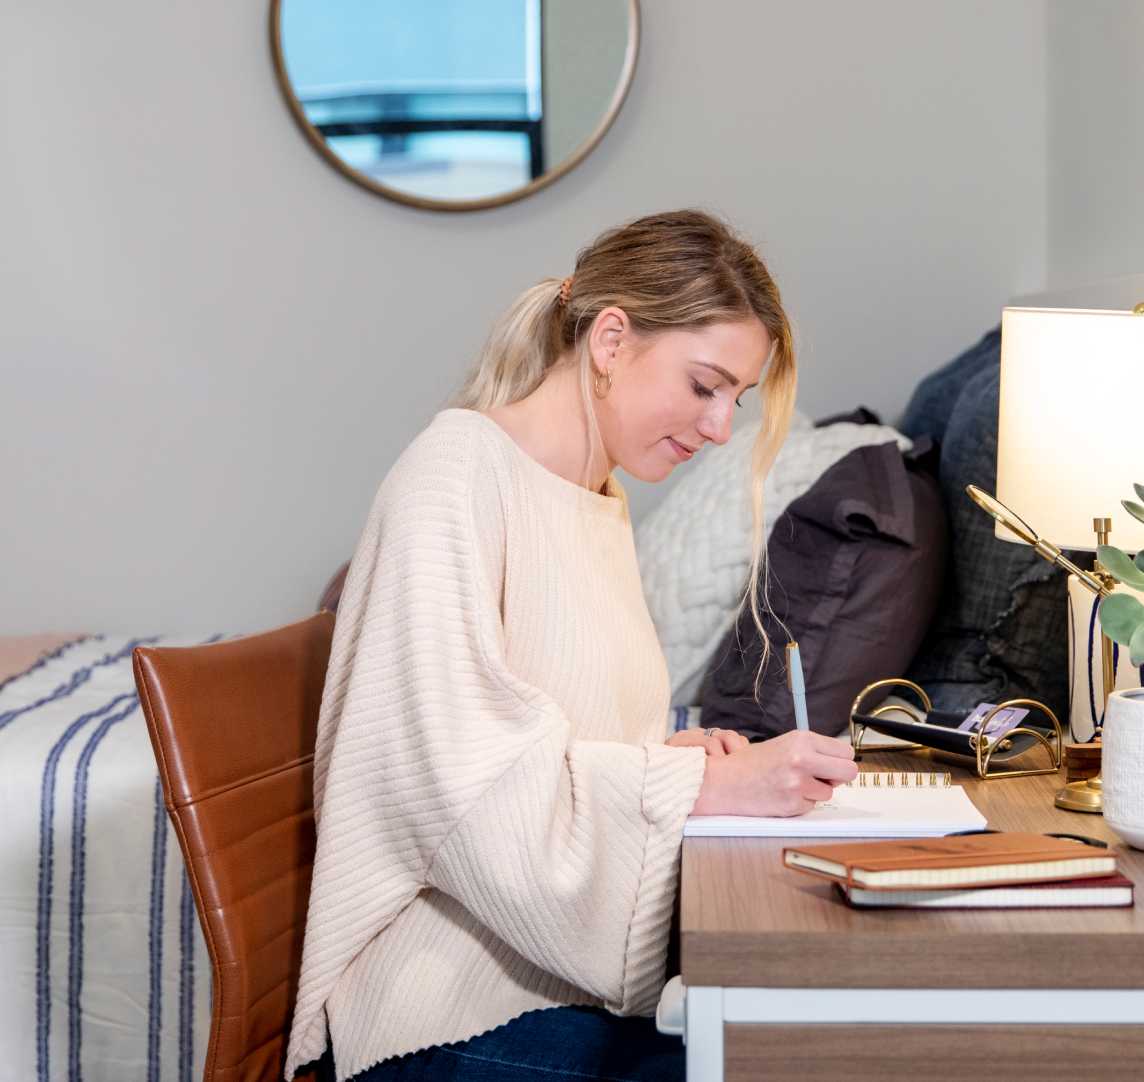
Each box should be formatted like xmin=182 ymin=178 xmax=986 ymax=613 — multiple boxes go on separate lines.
xmin=680 ymin=753 xmax=1144 ymax=1081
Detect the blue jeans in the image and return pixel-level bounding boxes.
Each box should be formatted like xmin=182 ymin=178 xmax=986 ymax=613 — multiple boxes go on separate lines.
xmin=345 ymin=1006 xmax=685 ymax=1081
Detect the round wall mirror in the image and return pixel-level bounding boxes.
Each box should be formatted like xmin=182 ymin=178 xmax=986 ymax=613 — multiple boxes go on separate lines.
xmin=270 ymin=1 xmax=640 ymax=212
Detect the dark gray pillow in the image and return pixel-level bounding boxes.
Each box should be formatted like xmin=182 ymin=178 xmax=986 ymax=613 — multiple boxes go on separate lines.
xmin=899 ymin=327 xmax=1001 ymax=444
xmin=814 ymin=405 xmax=882 ymax=428
xmin=899 ymin=330 xmax=1069 ymax=722
xmin=699 ymin=441 xmax=947 ymax=739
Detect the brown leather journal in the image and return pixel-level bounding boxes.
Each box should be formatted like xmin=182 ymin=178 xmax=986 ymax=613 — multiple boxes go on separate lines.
xmin=783 ymin=832 xmax=1119 ymax=890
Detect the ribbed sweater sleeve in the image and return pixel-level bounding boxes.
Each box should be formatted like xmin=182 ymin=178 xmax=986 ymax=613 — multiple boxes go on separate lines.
xmin=285 ymin=420 xmax=706 ymax=1078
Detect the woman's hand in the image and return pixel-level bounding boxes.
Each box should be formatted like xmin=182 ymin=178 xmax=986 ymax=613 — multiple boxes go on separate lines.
xmin=666 ymin=726 xmax=750 ymax=757
xmin=690 ymin=729 xmax=858 ymax=818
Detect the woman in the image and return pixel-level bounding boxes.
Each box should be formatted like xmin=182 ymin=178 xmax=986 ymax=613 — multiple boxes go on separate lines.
xmin=285 ymin=210 xmax=857 ymax=1082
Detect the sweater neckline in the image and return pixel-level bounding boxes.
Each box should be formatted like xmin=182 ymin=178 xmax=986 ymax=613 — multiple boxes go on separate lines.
xmin=441 ymin=408 xmax=627 ymax=517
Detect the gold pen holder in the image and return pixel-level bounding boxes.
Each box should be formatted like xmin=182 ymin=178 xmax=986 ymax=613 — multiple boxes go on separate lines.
xmin=849 ymin=678 xmax=1063 ymax=781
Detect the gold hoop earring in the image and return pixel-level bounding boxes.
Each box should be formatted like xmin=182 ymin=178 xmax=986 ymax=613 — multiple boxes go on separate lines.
xmin=593 ymin=368 xmax=613 ymax=399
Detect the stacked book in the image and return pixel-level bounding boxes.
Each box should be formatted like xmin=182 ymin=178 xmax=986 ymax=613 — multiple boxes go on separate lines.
xmin=782 ymin=832 xmax=1134 ymax=909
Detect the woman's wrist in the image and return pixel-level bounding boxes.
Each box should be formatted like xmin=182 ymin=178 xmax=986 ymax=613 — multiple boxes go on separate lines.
xmin=690 ymin=753 xmax=727 ymax=816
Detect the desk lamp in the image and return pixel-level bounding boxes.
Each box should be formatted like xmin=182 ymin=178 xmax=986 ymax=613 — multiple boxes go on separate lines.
xmin=966 ymin=304 xmax=1144 ymax=813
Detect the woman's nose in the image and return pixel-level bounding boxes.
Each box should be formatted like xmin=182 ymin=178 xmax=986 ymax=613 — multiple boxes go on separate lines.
xmin=697 ymin=403 xmax=734 ymax=446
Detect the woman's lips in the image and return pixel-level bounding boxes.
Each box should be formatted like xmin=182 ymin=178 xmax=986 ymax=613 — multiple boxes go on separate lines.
xmin=666 ymin=436 xmax=695 ymax=461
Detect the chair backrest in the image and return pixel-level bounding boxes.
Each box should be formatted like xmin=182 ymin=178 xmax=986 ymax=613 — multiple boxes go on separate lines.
xmin=133 ymin=612 xmax=335 ymax=1082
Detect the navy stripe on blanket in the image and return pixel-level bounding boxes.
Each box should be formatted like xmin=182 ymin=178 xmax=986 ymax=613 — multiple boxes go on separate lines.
xmin=69 ymin=697 xmax=142 ymax=1081
xmin=0 ymin=634 xmax=97 ymax=696
xmin=179 ymin=874 xmax=195 ymax=1082
xmin=37 ymin=690 xmax=140 ymax=1082
xmin=3 ymin=635 xmax=154 ymax=733
xmin=147 ymin=776 xmax=167 ymax=1082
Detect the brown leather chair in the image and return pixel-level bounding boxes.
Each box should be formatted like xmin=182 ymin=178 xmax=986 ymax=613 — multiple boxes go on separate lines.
xmin=133 ymin=612 xmax=336 ymax=1082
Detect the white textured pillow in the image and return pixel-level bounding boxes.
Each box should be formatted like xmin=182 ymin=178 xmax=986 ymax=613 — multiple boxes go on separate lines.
xmin=635 ymin=410 xmax=913 ymax=705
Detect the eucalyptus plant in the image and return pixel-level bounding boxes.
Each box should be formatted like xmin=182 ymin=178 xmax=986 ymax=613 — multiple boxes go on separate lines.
xmin=1097 ymin=483 xmax=1144 ymax=666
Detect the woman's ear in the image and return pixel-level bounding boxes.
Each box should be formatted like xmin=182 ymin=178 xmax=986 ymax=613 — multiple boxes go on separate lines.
xmin=587 ymin=306 xmax=630 ymax=373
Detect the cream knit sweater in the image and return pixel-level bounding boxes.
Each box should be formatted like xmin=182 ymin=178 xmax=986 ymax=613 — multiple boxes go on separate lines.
xmin=285 ymin=408 xmax=708 ymax=1081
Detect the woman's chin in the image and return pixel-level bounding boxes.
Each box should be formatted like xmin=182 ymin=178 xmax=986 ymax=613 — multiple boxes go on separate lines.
xmin=621 ymin=457 xmax=676 ymax=483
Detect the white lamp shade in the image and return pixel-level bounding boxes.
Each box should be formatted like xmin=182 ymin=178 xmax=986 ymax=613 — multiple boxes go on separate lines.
xmin=996 ymin=306 xmax=1144 ymax=553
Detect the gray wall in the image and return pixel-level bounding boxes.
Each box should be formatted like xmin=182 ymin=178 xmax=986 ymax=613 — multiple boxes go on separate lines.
xmin=1046 ymin=0 xmax=1144 ymax=290
xmin=1013 ymin=6 xmax=1144 ymax=316
xmin=2 ymin=1 xmax=1052 ymax=634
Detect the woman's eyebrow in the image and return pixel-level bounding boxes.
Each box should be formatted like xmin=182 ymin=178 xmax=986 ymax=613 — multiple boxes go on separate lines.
xmin=694 ymin=361 xmax=759 ymax=390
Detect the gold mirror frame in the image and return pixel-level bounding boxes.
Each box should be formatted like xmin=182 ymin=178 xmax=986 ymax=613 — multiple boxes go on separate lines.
xmin=268 ymin=0 xmax=641 ymax=212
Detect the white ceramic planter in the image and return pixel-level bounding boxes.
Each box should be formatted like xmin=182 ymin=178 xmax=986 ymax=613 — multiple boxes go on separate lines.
xmin=1102 ymin=688 xmax=1144 ymax=849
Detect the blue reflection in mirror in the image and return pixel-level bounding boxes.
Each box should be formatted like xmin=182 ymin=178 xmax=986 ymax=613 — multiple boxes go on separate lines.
xmin=280 ymin=0 xmax=543 ymax=202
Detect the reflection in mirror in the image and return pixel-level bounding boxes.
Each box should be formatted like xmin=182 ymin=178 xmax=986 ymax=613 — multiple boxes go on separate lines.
xmin=272 ymin=1 xmax=638 ymax=210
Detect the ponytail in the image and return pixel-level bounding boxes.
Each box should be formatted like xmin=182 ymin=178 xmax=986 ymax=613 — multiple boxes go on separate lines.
xmin=450 ymin=279 xmax=566 ymax=410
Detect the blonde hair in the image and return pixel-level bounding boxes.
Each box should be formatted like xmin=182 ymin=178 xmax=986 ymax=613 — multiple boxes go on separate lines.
xmin=450 ymin=209 xmax=797 ymax=702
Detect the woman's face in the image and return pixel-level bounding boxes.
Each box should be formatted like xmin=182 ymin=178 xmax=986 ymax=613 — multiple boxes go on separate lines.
xmin=589 ymin=310 xmax=772 ymax=482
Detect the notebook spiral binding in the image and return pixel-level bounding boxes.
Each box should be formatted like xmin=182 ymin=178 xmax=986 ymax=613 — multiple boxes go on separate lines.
xmin=841 ymin=771 xmax=952 ymax=788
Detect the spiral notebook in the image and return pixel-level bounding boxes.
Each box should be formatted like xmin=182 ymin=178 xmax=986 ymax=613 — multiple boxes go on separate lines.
xmin=683 ymin=772 xmax=987 ymax=838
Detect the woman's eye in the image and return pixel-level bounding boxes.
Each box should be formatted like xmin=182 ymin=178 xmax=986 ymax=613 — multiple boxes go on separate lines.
xmin=692 ymin=378 xmax=743 ymax=408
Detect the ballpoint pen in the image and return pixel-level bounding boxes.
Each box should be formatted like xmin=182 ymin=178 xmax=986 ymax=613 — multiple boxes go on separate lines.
xmin=785 ymin=640 xmax=809 ymax=731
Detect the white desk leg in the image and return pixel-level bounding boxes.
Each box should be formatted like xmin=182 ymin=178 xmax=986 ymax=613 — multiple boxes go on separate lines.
xmin=685 ymin=986 xmax=723 ymax=1082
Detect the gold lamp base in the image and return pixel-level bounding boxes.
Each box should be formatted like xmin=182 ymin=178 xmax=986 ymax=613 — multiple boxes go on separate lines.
xmin=1055 ymin=773 xmax=1103 ymax=813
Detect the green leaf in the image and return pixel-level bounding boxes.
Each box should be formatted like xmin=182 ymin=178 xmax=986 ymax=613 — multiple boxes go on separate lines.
xmin=1136 ymin=551 xmax=1144 ymax=574
xmin=1134 ymin=482 xmax=1144 ymax=503
xmin=1097 ymin=545 xmax=1144 ymax=589
xmin=1099 ymin=593 xmax=1144 ymax=646
xmin=1124 ymin=500 xmax=1144 ymax=526
xmin=1132 ymin=624 xmax=1144 ymax=668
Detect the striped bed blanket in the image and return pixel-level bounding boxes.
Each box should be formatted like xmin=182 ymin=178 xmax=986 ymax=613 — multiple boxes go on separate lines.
xmin=0 ymin=634 xmax=226 ymax=1082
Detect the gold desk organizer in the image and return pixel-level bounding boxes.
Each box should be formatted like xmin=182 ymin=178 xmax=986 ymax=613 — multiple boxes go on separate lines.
xmin=849 ymin=678 xmax=1063 ymax=781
